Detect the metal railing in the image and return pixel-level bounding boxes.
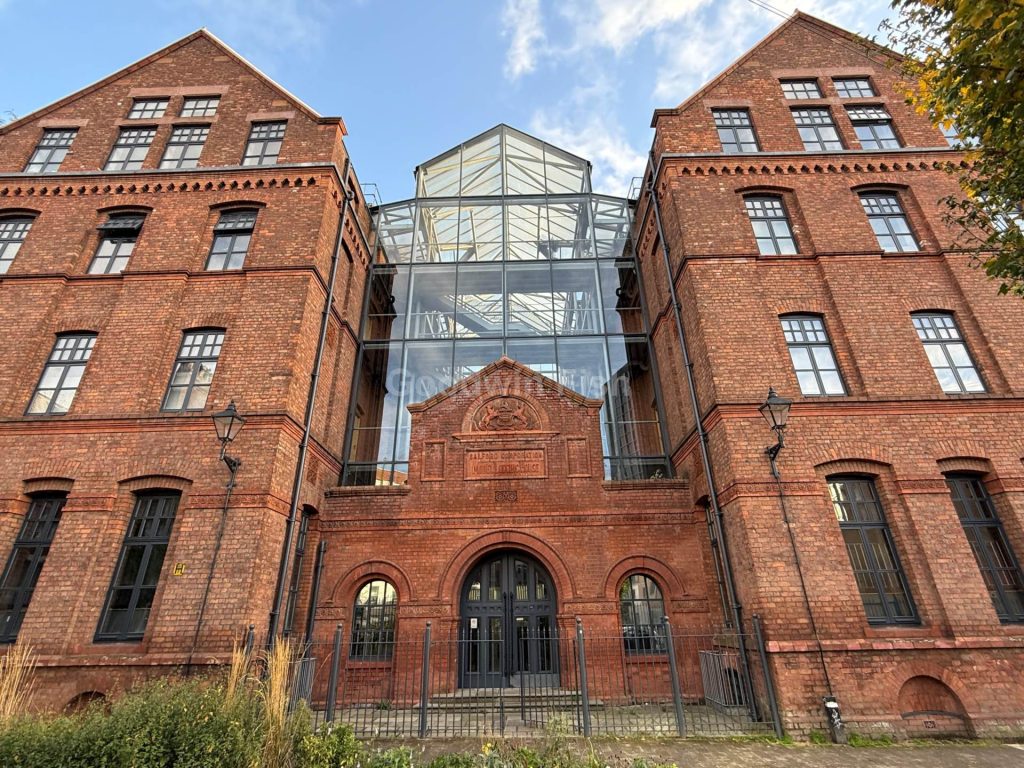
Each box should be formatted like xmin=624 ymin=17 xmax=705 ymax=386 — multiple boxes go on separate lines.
xmin=273 ymin=616 xmax=780 ymax=738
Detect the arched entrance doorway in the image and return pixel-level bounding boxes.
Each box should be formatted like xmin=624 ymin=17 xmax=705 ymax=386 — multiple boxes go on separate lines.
xmin=459 ymin=551 xmax=558 ymax=689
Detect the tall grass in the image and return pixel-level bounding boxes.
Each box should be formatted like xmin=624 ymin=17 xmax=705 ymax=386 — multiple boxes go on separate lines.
xmin=259 ymin=639 xmax=297 ymax=768
xmin=225 ymin=638 xmax=253 ymax=703
xmin=0 ymin=643 xmax=36 ymax=725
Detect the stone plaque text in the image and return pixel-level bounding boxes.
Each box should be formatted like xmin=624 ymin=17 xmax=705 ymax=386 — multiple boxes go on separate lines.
xmin=465 ymin=448 xmax=546 ymax=480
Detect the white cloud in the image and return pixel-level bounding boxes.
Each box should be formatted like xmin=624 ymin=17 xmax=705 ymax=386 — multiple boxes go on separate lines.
xmin=560 ymin=0 xmax=710 ymax=54
xmin=502 ymin=0 xmax=546 ymax=80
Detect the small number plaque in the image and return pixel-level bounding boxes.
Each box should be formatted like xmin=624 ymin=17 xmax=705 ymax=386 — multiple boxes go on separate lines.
xmin=172 ymin=563 xmax=186 ymax=576
xmin=495 ymin=490 xmax=518 ymax=503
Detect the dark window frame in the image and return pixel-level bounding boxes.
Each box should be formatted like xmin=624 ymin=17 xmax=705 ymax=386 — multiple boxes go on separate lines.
xmin=828 ymin=476 xmax=918 ymax=625
xmin=911 ymin=312 xmax=985 ymax=394
xmin=780 ymin=79 xmax=822 ymax=100
xmin=127 ymin=98 xmax=168 ymax=120
xmin=180 ymin=96 xmax=220 ymax=118
xmin=89 ymin=213 xmax=144 ymax=274
xmin=24 ymin=129 xmax=77 ymax=174
xmin=792 ymin=108 xmax=843 ymax=152
xmin=744 ymin=195 xmax=798 ymax=255
xmin=0 ymin=494 xmax=66 ymax=643
xmin=619 ymin=573 xmax=667 ymax=654
xmin=283 ymin=511 xmax=312 ymax=636
xmin=859 ymin=192 xmax=919 ymax=253
xmin=0 ymin=216 xmax=33 ymax=274
xmin=946 ymin=474 xmax=1024 ymax=623
xmin=26 ymin=333 xmax=97 ymax=416
xmin=161 ymin=329 xmax=224 ymax=412
xmin=847 ymin=106 xmax=901 ymax=149
xmin=95 ymin=492 xmax=179 ymax=642
xmin=712 ymin=109 xmax=760 ymax=154
xmin=159 ymin=125 xmax=209 ymax=170
xmin=242 ymin=121 xmax=286 ymax=166
xmin=206 ymin=209 xmax=257 ymax=270
xmin=350 ymin=579 xmax=397 ymax=660
xmin=104 ymin=127 xmax=157 ymax=172
xmin=780 ymin=314 xmax=845 ymax=396
xmin=833 ymin=77 xmax=876 ymax=98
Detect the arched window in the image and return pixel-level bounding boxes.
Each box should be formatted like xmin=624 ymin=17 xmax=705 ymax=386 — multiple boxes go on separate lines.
xmin=619 ymin=574 xmax=667 ymax=653
xmin=350 ymin=579 xmax=397 ymax=660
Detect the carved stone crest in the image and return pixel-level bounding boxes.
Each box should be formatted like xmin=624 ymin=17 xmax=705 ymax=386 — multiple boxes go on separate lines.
xmin=472 ymin=396 xmax=538 ymax=432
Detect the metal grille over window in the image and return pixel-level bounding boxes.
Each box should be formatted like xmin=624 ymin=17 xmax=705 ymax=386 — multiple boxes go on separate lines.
xmin=128 ymin=98 xmax=168 ymax=119
xmin=744 ymin=196 xmax=797 ymax=255
xmin=242 ymin=121 xmax=286 ymax=166
xmin=833 ymin=78 xmax=876 ymax=98
xmin=283 ymin=511 xmax=312 ymax=636
xmin=912 ymin=313 xmax=985 ymax=393
xmin=89 ymin=214 xmax=144 ymax=275
xmin=96 ymin=493 xmax=179 ymax=642
xmin=619 ymin=574 xmax=667 ymax=653
xmin=859 ymin=193 xmax=918 ymax=253
xmin=207 ymin=210 xmax=256 ymax=270
xmin=24 ymin=129 xmax=77 ymax=174
xmin=829 ymin=477 xmax=918 ymax=625
xmin=846 ymin=106 xmax=900 ymax=149
xmin=27 ymin=334 xmax=96 ymax=415
xmin=181 ymin=96 xmax=220 ymax=118
xmin=159 ymin=125 xmax=209 ymax=169
xmin=781 ymin=315 xmax=844 ymax=395
xmin=105 ymin=127 xmax=157 ymax=171
xmin=162 ymin=329 xmax=224 ymax=411
xmin=0 ymin=494 xmax=66 ymax=643
xmin=791 ymin=108 xmax=843 ymax=151
xmin=712 ymin=109 xmax=759 ymax=153
xmin=947 ymin=475 xmax=1024 ymax=623
xmin=350 ymin=579 xmax=397 ymax=660
xmin=0 ymin=217 xmax=32 ymax=274
xmin=780 ymin=79 xmax=821 ymax=99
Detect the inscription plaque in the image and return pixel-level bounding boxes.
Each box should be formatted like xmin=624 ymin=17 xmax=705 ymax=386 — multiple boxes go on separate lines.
xmin=465 ymin=448 xmax=546 ymax=480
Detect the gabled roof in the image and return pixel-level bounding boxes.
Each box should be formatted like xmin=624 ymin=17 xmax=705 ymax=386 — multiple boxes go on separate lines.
xmin=0 ymin=29 xmax=344 ymax=136
xmin=407 ymin=356 xmax=603 ymax=414
xmin=652 ymin=11 xmax=902 ymax=127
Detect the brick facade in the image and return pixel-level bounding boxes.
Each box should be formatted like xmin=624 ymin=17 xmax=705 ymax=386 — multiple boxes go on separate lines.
xmin=1 ymin=12 xmax=1022 ymax=741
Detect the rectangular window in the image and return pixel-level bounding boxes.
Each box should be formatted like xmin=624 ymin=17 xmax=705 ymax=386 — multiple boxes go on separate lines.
xmin=207 ymin=209 xmax=256 ymax=270
xmin=833 ymin=78 xmax=876 ymax=98
xmin=162 ymin=329 xmax=224 ymax=411
xmin=0 ymin=217 xmax=32 ymax=274
xmin=159 ymin=125 xmax=209 ymax=169
xmin=829 ymin=477 xmax=917 ymax=624
xmin=104 ymin=127 xmax=156 ymax=172
xmin=89 ymin=214 xmax=144 ymax=274
xmin=860 ymin=193 xmax=918 ymax=253
xmin=781 ymin=315 xmax=845 ymax=395
xmin=947 ymin=476 xmax=1024 ymax=623
xmin=0 ymin=495 xmax=65 ymax=643
xmin=96 ymin=493 xmax=178 ymax=642
xmin=912 ymin=313 xmax=985 ymax=393
xmin=180 ymin=96 xmax=220 ymax=118
xmin=780 ymin=79 xmax=822 ymax=99
xmin=128 ymin=99 xmax=168 ymax=119
xmin=847 ymin=106 xmax=901 ymax=149
xmin=744 ymin=196 xmax=797 ymax=255
xmin=242 ymin=121 xmax=286 ymax=166
xmin=712 ymin=109 xmax=759 ymax=153
xmin=792 ymin=108 xmax=843 ymax=151
xmin=27 ymin=334 xmax=96 ymax=415
xmin=24 ymin=129 xmax=77 ymax=174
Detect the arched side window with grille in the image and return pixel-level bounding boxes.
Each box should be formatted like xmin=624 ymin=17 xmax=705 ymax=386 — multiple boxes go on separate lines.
xmin=619 ymin=573 xmax=667 ymax=653
xmin=350 ymin=579 xmax=397 ymax=660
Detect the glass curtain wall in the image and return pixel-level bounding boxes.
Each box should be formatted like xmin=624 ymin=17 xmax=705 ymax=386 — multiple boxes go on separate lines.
xmin=345 ymin=125 xmax=668 ymax=484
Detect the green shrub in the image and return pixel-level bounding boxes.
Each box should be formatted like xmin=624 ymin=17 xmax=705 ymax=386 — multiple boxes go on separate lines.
xmin=296 ymin=723 xmax=365 ymax=768
xmin=367 ymin=746 xmax=416 ymax=768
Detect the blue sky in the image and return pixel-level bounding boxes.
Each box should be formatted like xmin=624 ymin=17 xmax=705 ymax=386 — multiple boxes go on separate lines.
xmin=0 ymin=0 xmax=895 ymax=198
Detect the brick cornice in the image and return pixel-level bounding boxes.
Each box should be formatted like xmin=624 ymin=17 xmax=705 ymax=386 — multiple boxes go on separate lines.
xmin=657 ymin=149 xmax=965 ymax=180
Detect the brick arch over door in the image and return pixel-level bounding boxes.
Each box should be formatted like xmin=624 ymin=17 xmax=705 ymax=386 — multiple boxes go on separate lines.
xmin=437 ymin=530 xmax=576 ymax=603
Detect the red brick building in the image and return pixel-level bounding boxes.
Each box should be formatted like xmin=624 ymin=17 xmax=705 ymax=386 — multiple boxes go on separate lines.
xmin=1 ymin=11 xmax=1022 ymax=740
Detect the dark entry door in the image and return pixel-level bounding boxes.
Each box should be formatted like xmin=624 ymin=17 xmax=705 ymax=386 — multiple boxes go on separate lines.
xmin=459 ymin=552 xmax=558 ymax=688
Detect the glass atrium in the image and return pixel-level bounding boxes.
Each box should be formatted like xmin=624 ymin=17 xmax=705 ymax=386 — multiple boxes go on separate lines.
xmin=343 ymin=125 xmax=669 ymax=484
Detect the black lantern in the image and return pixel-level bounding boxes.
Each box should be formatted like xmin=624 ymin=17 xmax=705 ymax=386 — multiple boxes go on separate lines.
xmin=212 ymin=400 xmax=245 ymax=472
xmin=759 ymin=387 xmax=792 ymax=461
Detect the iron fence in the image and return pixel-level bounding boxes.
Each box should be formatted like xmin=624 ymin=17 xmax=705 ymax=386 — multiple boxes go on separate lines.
xmin=266 ymin=616 xmax=780 ymax=738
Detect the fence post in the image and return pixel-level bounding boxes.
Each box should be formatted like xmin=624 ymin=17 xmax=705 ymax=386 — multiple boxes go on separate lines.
xmin=244 ymin=624 xmax=255 ymax=656
xmin=662 ymin=616 xmax=686 ymax=737
xmin=325 ymin=621 xmax=344 ymax=723
xmin=752 ymin=614 xmax=783 ymax=739
xmin=419 ymin=622 xmax=432 ymax=738
xmin=575 ymin=617 xmax=591 ymax=737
